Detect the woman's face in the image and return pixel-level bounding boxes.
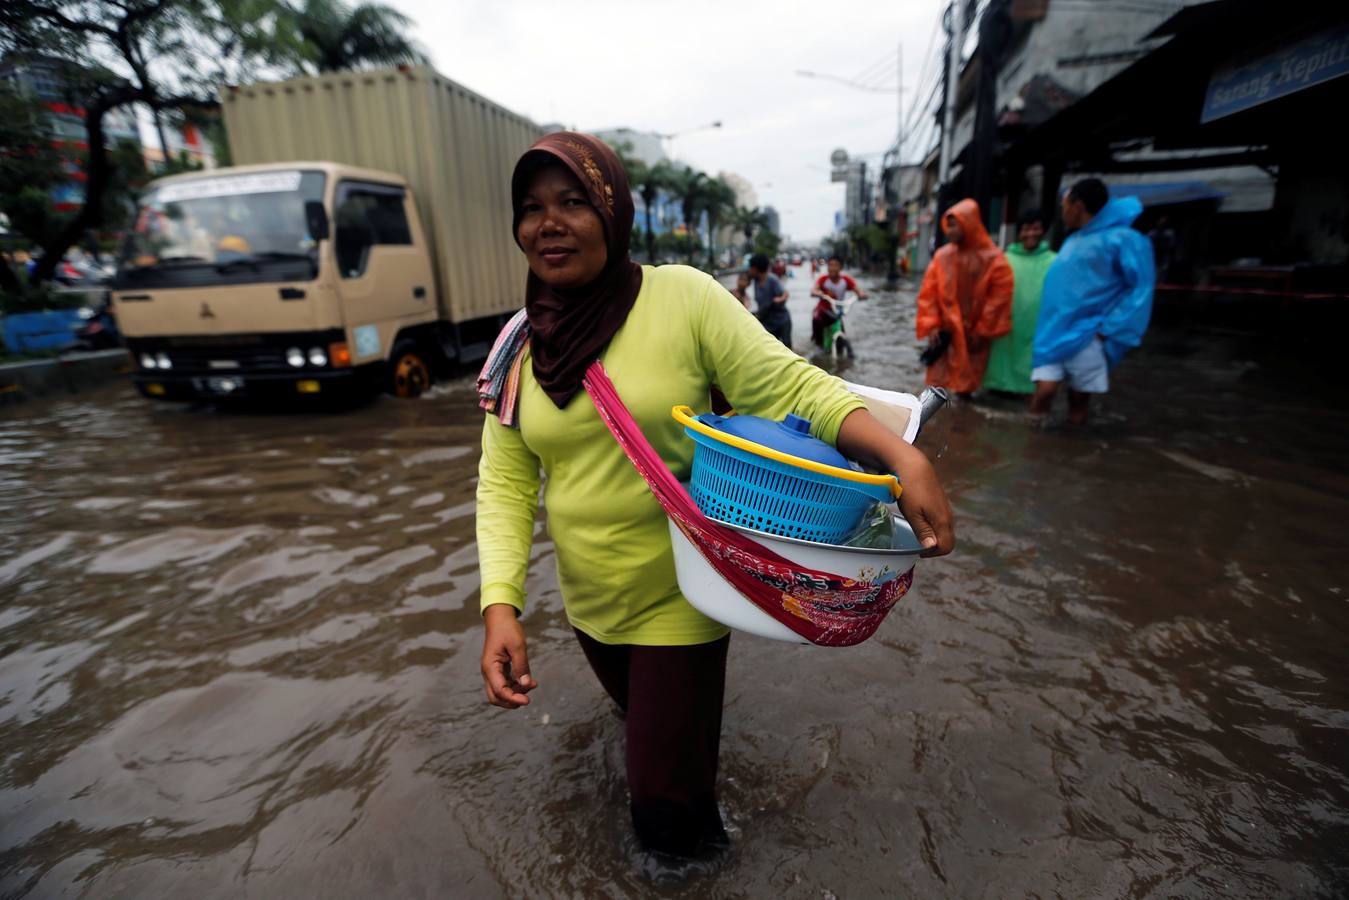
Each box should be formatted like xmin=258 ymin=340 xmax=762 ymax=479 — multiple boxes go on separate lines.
xmin=517 ymin=162 xmax=608 ymax=289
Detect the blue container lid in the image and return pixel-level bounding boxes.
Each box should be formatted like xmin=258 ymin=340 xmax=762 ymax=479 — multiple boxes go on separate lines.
xmin=696 ymin=413 xmax=850 ymax=469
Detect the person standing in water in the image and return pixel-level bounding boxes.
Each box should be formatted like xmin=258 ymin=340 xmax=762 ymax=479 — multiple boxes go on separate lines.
xmin=748 ymin=252 xmax=792 ymax=347
xmin=983 ymin=209 xmax=1054 ymax=395
xmin=915 ymin=199 xmax=1014 ymax=395
xmin=1030 ymin=178 xmax=1155 ymax=425
xmin=475 ymin=133 xmax=954 ymax=859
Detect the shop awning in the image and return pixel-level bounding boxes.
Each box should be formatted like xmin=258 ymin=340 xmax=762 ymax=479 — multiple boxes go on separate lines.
xmin=1105 ymin=181 xmax=1228 ymax=206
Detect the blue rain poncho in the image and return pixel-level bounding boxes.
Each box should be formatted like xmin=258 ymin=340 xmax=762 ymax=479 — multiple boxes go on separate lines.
xmin=1033 ymin=197 xmax=1156 ymax=369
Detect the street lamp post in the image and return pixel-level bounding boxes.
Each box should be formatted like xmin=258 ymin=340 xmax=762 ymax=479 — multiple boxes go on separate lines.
xmin=657 ymin=120 xmax=722 ymax=161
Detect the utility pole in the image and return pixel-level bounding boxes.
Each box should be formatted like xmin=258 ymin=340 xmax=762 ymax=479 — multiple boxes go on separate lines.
xmin=938 ymin=1 xmax=968 ymax=188
xmin=898 ymin=41 xmax=905 ymax=157
xmin=892 ymin=39 xmax=905 ymax=283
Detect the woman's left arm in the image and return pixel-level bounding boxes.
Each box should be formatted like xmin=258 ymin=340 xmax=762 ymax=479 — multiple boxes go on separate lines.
xmin=836 ymin=410 xmax=954 ymax=557
xmin=694 ymin=272 xmax=955 ymax=556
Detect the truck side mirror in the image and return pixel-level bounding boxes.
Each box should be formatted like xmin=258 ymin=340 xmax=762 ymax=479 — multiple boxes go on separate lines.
xmin=305 ymin=201 xmax=330 ymax=241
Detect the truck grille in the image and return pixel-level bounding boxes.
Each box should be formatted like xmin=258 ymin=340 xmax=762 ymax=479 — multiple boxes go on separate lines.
xmin=126 ymin=330 xmax=346 ymax=375
xmin=159 ymin=346 xmax=288 ymax=372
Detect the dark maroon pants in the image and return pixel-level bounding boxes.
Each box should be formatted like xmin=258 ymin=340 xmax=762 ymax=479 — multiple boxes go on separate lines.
xmin=574 ymin=629 xmax=730 ymax=857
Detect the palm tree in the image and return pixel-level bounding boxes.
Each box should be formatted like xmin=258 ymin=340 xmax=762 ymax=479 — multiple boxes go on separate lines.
xmin=664 ymin=166 xmax=709 ymax=265
xmin=701 ymin=177 xmax=738 ymax=271
xmin=287 ymin=0 xmax=427 ymax=73
xmin=641 ymin=161 xmax=678 ymax=263
xmin=612 ymin=144 xmax=674 ymax=263
xmin=728 ymin=205 xmax=769 ymax=255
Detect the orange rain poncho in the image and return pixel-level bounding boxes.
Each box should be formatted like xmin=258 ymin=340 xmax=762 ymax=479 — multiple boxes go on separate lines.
xmin=916 ymin=199 xmax=1014 ymax=392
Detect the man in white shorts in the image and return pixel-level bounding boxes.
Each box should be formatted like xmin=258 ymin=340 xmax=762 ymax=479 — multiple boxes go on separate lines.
xmin=1030 ymin=335 xmax=1109 ymax=421
xmin=1030 ymin=178 xmax=1155 ymax=425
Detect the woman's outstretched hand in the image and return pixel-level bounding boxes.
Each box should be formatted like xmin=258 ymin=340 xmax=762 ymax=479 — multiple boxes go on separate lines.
xmin=837 ymin=408 xmax=955 ymax=557
xmin=892 ymin=445 xmax=955 ymax=557
xmin=481 ymin=603 xmax=536 ymax=709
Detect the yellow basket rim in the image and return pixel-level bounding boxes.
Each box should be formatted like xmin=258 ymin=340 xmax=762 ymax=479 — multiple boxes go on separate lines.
xmin=672 ymin=405 xmax=901 ymax=500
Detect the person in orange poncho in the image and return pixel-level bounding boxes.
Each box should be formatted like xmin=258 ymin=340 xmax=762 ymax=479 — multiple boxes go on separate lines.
xmin=916 ymin=199 xmax=1014 ymax=394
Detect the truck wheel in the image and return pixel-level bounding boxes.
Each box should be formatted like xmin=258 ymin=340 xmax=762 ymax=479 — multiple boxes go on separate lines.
xmin=388 ymin=341 xmax=431 ymax=398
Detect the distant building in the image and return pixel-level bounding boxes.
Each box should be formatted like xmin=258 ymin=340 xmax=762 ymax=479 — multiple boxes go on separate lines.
xmin=719 ymin=171 xmax=757 ymax=211
xmin=936 ymin=0 xmax=1222 ymax=237
xmin=844 ymin=162 xmax=869 ymax=228
xmin=938 ymin=0 xmax=1347 ymax=282
xmin=949 ymin=1 xmax=1185 ymax=157
xmin=716 ymin=171 xmax=757 ymax=252
xmin=762 ymin=205 xmax=781 ymax=236
xmin=140 ymin=114 xmax=216 ymax=172
xmin=593 ymin=126 xmax=694 ymax=257
xmin=593 ymin=127 xmax=667 ymax=168
xmin=1 ymin=55 xmax=141 ymax=212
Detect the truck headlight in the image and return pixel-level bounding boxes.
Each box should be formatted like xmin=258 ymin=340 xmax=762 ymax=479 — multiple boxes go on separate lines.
xmin=307 ymin=347 xmax=327 ymax=367
xmin=286 ymin=347 xmax=305 ymax=368
xmin=140 ymin=353 xmax=157 ymax=369
xmin=155 ymin=352 xmax=172 ymax=370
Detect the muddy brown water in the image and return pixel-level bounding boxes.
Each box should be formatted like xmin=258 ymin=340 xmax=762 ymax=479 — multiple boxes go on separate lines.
xmin=2 ymin=273 xmax=1347 ymax=898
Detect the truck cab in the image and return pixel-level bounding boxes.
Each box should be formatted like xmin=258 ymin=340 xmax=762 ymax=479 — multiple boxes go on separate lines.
xmin=112 ymin=161 xmax=441 ymax=401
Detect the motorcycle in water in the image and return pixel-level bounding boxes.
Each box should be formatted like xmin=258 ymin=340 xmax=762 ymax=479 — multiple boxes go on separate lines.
xmin=811 ymin=290 xmax=858 ymax=360
xmin=70 ymin=293 xmax=120 ymax=351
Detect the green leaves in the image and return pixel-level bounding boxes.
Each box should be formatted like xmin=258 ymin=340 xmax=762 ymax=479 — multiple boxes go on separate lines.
xmin=286 ymin=0 xmax=427 ymax=74
xmin=0 ymin=0 xmax=429 ymax=289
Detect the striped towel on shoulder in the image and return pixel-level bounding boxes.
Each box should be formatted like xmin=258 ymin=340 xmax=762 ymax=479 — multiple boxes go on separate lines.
xmin=477 ymin=309 xmax=531 ymax=428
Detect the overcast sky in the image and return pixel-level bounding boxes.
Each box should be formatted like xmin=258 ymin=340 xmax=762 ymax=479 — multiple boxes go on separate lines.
xmin=383 ymin=0 xmax=946 ymax=243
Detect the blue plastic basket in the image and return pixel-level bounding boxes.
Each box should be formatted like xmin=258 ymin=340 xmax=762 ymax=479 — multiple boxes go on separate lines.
xmin=684 ymin=424 xmax=895 ymax=544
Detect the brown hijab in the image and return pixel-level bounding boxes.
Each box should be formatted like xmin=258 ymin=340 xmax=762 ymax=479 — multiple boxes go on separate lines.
xmin=511 ymin=132 xmax=644 ymax=408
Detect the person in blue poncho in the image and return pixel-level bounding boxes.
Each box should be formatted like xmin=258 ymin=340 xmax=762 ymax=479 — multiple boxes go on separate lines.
xmin=1030 ymin=179 xmax=1155 ymax=425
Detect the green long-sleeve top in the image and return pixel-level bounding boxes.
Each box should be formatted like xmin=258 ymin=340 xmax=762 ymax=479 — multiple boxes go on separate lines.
xmin=476 ymin=264 xmax=866 ymax=646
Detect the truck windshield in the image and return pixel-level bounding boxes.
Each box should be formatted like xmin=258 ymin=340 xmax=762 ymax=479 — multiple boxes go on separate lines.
xmin=117 ymin=170 xmax=326 ymax=287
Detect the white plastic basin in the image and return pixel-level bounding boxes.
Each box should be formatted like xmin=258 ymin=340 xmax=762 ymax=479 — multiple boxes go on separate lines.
xmin=669 ymin=511 xmax=924 ymax=644
xmin=843 ymin=381 xmax=922 ymax=444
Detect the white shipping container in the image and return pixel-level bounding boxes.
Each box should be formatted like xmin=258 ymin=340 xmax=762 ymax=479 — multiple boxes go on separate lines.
xmin=222 ymin=65 xmax=543 ymax=324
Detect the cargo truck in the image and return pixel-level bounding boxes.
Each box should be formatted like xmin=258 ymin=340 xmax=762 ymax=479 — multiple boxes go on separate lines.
xmin=111 ymin=66 xmax=541 ymax=401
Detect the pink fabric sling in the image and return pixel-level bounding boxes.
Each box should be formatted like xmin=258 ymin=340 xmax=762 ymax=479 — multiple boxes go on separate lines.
xmin=581 ymin=361 xmax=911 ymax=647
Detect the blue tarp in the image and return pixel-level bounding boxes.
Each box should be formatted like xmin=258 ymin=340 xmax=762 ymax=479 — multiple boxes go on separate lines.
xmin=1 ymin=310 xmax=83 ymax=353
xmin=1105 ymin=181 xmax=1228 ymax=207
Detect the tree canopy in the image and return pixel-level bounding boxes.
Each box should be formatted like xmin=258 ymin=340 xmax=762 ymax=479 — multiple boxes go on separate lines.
xmin=287 ymin=0 xmax=427 ymax=74
xmin=0 ymin=0 xmax=423 ymax=295
xmin=612 ymin=148 xmax=756 ymax=270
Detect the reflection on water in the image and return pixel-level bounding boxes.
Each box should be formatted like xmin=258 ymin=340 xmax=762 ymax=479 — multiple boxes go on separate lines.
xmin=2 ymin=275 xmax=1347 ymax=897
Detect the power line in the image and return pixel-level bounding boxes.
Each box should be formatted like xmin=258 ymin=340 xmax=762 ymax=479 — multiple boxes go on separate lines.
xmin=902 ymin=8 xmax=946 ymax=147
xmin=850 ymin=48 xmax=897 ymax=86
xmin=858 ymin=57 xmax=900 ymax=90
xmin=901 ymin=55 xmax=943 ymax=150
xmin=907 ymin=68 xmax=942 ymax=136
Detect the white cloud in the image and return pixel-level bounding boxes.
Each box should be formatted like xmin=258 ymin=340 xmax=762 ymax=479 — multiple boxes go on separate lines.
xmin=384 ymin=0 xmax=944 ymax=242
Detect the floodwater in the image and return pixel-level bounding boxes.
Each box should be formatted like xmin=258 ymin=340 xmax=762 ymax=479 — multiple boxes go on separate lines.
xmin=2 ymin=269 xmax=1347 ymax=898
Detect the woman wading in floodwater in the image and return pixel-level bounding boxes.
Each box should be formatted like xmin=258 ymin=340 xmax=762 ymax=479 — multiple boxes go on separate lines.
xmin=475 ymin=132 xmax=955 ymax=858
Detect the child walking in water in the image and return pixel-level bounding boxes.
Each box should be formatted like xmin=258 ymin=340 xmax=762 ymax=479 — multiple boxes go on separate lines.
xmin=730 ymin=272 xmax=753 ymax=310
